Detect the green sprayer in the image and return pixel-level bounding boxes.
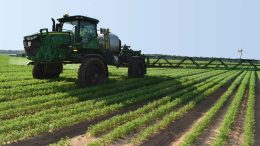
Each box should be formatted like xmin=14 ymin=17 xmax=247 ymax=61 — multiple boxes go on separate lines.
xmin=23 ymin=14 xmax=146 ymax=87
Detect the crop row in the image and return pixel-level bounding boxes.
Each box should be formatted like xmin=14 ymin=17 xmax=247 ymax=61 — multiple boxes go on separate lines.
xmin=0 ymin=72 xmax=166 ymax=102
xmin=0 ymin=73 xmax=180 ymax=108
xmin=0 ymin=79 xmax=54 ymax=89
xmin=0 ymin=66 xmax=207 ymax=89
xmin=175 ymin=71 xmax=247 ymax=146
xmin=87 ymin=71 xmax=236 ymax=137
xmin=0 ymin=70 xmax=226 ymax=144
xmin=0 ymin=69 xmax=212 ymax=112
xmin=0 ymin=74 xmax=33 ymax=82
xmin=0 ymin=67 xmax=76 ymax=82
xmin=0 ymin=65 xmax=31 ymax=72
xmin=0 ymin=77 xmax=167 ymax=120
xmin=0 ymin=69 xmax=76 ymax=83
xmin=242 ymin=71 xmax=256 ymax=146
xmin=129 ymin=71 xmax=243 ymax=146
xmin=0 ymin=70 xmax=221 ymax=123
xmin=87 ymin=71 xmax=240 ymax=145
xmin=0 ymin=77 xmax=167 ymax=119
xmin=0 ymin=81 xmax=76 ymax=102
xmin=212 ymin=71 xmax=251 ymax=146
xmin=0 ymin=68 xmax=207 ymax=95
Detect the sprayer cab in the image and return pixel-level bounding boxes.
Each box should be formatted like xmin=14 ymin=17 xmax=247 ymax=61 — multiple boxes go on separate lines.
xmin=55 ymin=15 xmax=99 ymax=45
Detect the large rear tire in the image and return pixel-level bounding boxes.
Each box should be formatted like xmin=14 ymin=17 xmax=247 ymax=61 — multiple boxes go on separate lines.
xmin=128 ymin=58 xmax=146 ymax=78
xmin=32 ymin=63 xmax=63 ymax=79
xmin=78 ymin=57 xmax=107 ymax=87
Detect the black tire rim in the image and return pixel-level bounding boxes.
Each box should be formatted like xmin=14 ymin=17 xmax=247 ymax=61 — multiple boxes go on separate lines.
xmin=86 ymin=63 xmax=103 ymax=85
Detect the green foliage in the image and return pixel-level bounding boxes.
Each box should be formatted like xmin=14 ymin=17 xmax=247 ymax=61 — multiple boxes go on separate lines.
xmin=0 ymin=54 xmax=9 ymax=64
xmin=242 ymin=71 xmax=256 ymax=146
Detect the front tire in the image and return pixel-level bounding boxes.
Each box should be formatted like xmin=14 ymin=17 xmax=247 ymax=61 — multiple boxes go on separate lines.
xmin=78 ymin=57 xmax=107 ymax=87
xmin=128 ymin=58 xmax=146 ymax=78
xmin=32 ymin=63 xmax=63 ymax=79
xmin=32 ymin=63 xmax=44 ymax=79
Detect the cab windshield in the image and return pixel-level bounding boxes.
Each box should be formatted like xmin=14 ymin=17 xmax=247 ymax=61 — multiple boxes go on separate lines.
xmin=62 ymin=21 xmax=78 ymax=34
xmin=80 ymin=22 xmax=96 ymax=38
xmin=59 ymin=21 xmax=97 ymax=45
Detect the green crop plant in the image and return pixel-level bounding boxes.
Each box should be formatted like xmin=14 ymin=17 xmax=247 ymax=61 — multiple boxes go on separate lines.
xmin=242 ymin=71 xmax=256 ymax=146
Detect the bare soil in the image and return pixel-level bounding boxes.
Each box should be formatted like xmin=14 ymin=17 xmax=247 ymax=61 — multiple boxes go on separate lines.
xmin=254 ymin=79 xmax=260 ymax=146
xmin=68 ymin=127 xmax=139 ymax=146
xmin=70 ymin=135 xmax=97 ymax=146
xmin=140 ymin=82 xmax=231 ymax=146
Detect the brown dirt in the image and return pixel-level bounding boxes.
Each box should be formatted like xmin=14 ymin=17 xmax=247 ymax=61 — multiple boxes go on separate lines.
xmin=254 ymin=79 xmax=260 ymax=146
xmin=140 ymin=82 xmax=231 ymax=146
xmin=192 ymin=88 xmax=236 ymax=146
xmin=70 ymin=135 xmax=97 ymax=146
xmin=68 ymin=133 xmax=136 ymax=146
xmin=109 ymin=129 xmax=144 ymax=146
xmin=225 ymin=90 xmax=248 ymax=146
xmin=171 ymin=116 xmax=205 ymax=146
xmin=67 ymin=125 xmax=140 ymax=146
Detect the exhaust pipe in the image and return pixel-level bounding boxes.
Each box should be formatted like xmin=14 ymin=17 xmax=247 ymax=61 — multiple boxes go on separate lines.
xmin=51 ymin=18 xmax=56 ymax=31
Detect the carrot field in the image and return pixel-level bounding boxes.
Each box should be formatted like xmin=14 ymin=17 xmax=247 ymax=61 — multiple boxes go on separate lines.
xmin=0 ymin=56 xmax=259 ymax=146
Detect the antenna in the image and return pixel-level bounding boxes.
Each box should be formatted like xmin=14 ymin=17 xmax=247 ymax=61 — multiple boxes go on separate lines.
xmin=238 ymin=48 xmax=243 ymax=59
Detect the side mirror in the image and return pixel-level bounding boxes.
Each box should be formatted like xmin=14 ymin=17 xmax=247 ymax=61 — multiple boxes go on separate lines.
xmin=100 ymin=28 xmax=105 ymax=34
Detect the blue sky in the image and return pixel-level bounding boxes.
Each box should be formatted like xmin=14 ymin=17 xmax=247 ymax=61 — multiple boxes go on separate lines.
xmin=0 ymin=0 xmax=259 ymax=59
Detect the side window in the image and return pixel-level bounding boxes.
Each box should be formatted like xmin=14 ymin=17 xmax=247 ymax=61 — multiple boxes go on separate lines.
xmin=80 ymin=22 xmax=96 ymax=38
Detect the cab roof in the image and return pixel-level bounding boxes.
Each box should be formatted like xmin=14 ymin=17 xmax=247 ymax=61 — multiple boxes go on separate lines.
xmin=57 ymin=15 xmax=99 ymax=24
